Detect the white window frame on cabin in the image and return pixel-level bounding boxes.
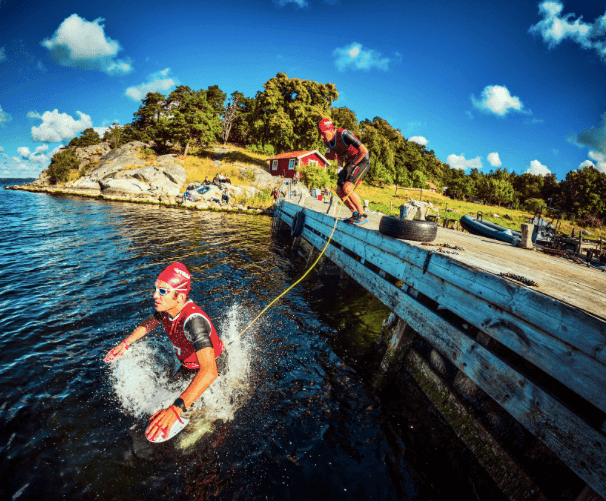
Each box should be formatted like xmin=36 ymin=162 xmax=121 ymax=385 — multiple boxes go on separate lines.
xmin=272 ymin=160 xmax=278 ymax=171
xmin=288 ymin=159 xmax=295 ymax=170
xmin=308 ymin=160 xmax=318 ymax=167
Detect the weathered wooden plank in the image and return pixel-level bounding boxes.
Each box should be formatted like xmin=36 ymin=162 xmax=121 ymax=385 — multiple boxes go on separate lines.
xmin=281 ymin=202 xmax=606 ymax=367
xmin=301 ymin=226 xmax=606 ymax=498
xmin=407 ymin=349 xmax=547 ymax=500
xmin=292 ymin=207 xmax=606 ymax=414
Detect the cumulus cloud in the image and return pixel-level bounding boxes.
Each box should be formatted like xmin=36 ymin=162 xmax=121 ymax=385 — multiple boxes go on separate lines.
xmin=31 ymin=109 xmax=93 ymax=142
xmin=579 ymin=160 xmax=594 ymax=168
xmin=18 ymin=144 xmax=50 ymax=163
xmin=588 ymin=150 xmax=606 ymax=173
xmin=471 ymin=85 xmax=526 ymax=116
xmin=125 ymin=69 xmax=177 ymax=101
xmin=41 ymin=14 xmax=133 ymax=75
xmin=525 ymin=159 xmax=551 ymax=176
xmin=0 ymin=146 xmax=4 ymax=152
xmin=334 ymin=42 xmax=390 ymax=71
xmin=447 ymin=153 xmax=483 ymax=171
xmin=0 ymin=47 xmax=6 ymax=62
xmin=529 ymin=1 xmax=606 ymax=60
xmin=487 ymin=152 xmax=502 ymax=167
xmin=568 ymin=113 xmax=606 ymax=173
xmin=409 ymin=136 xmax=428 ymax=146
xmin=0 ymin=104 xmax=13 ymax=127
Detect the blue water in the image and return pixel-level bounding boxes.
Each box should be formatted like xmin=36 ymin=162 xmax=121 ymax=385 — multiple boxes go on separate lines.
xmin=0 ymin=180 xmax=498 ymax=500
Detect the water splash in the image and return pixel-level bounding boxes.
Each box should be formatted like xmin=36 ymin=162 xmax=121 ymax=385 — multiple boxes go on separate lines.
xmin=108 ymin=303 xmax=254 ymax=425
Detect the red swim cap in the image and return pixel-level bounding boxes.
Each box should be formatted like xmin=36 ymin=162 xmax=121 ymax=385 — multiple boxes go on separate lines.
xmin=157 ymin=262 xmax=191 ymax=293
xmin=317 ymin=118 xmax=334 ymax=133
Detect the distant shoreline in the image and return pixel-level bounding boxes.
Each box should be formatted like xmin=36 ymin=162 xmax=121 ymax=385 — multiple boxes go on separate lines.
xmin=4 ymin=183 xmax=273 ymax=216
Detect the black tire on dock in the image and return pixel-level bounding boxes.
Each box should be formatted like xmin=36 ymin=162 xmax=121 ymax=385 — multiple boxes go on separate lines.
xmin=378 ymin=216 xmax=438 ymax=242
xmin=291 ymin=211 xmax=305 ymax=237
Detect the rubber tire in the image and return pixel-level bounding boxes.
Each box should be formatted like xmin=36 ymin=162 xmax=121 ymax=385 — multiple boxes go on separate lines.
xmin=291 ymin=211 xmax=305 ymax=237
xmin=378 ymin=216 xmax=438 ymax=242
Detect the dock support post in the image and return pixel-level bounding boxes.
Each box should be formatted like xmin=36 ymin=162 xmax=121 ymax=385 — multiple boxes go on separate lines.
xmin=520 ymin=223 xmax=534 ymax=249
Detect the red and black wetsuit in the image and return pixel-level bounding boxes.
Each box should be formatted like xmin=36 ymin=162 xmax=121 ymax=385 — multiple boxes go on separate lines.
xmin=323 ymin=129 xmax=370 ymax=186
xmin=154 ymin=301 xmax=224 ymax=370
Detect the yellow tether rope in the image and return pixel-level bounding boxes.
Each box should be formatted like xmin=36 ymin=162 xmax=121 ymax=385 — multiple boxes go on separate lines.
xmin=225 ymin=186 xmax=360 ymax=348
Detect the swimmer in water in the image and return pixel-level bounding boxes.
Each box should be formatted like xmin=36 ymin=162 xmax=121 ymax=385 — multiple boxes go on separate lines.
xmin=105 ymin=262 xmax=225 ymax=442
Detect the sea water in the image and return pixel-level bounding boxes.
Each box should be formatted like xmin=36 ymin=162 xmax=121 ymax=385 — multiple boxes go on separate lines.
xmin=0 ymin=180 xmax=502 ymax=500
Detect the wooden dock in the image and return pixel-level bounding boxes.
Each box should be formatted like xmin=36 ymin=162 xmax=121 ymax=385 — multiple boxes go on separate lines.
xmin=274 ymin=197 xmax=606 ymax=500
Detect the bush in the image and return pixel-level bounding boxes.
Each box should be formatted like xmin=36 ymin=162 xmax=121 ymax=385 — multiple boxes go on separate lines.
xmin=298 ymin=165 xmax=332 ymax=191
xmin=68 ymin=128 xmax=103 ymax=148
xmin=246 ymin=143 xmax=275 ymax=157
xmin=584 ymin=213 xmax=603 ymax=229
xmin=524 ymin=198 xmax=546 ymax=213
xmin=47 ymin=149 xmax=79 ymax=184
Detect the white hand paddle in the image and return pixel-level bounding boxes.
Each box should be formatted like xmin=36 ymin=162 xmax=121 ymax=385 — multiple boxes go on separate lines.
xmin=147 ymin=417 xmax=190 ymax=443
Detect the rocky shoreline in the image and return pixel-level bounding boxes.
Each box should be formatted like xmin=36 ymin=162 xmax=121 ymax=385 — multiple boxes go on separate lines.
xmin=4 ymin=141 xmax=279 ymax=215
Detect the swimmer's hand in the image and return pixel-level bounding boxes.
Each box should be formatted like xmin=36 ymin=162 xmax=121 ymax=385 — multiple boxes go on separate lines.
xmin=146 ymin=406 xmax=181 ymax=441
xmin=104 ymin=339 xmax=129 ymax=362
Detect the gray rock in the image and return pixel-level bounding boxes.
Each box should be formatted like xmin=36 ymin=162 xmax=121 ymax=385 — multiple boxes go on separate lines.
xmin=70 ymin=178 xmax=102 ymax=192
xmin=100 ymin=178 xmax=151 ymax=196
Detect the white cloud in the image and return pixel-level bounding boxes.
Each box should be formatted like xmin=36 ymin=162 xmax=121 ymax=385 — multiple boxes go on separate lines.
xmin=579 ymin=160 xmax=594 ymax=168
xmin=588 ymin=150 xmax=606 ymax=173
xmin=487 ymin=152 xmax=502 ymax=167
xmin=31 ymin=109 xmax=93 ymax=142
xmin=125 ymin=69 xmax=177 ymax=101
xmin=525 ymin=159 xmax=551 ymax=176
xmin=334 ymin=42 xmax=390 ymax=71
xmin=471 ymin=85 xmax=525 ymax=116
xmin=27 ymin=111 xmax=41 ymax=118
xmin=41 ymin=14 xmax=132 ymax=75
xmin=447 ymin=153 xmax=483 ymax=171
xmin=0 ymin=104 xmax=12 ymax=127
xmin=0 ymin=146 xmax=4 ymax=152
xmin=409 ymin=136 xmax=428 ymax=146
xmin=0 ymin=47 xmax=6 ymax=62
xmin=93 ymin=126 xmax=109 ymax=138
xmin=274 ymin=0 xmax=308 ymax=7
xmin=529 ymin=1 xmax=606 ymax=60
xmin=17 ymin=144 xmax=50 ymax=163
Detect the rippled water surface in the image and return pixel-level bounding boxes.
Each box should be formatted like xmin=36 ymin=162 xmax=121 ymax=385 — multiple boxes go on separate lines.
xmin=1 ymin=180 xmax=501 ymax=500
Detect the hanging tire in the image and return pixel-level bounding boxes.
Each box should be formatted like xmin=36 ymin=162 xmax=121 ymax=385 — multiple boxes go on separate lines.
xmin=291 ymin=211 xmax=305 ymax=237
xmin=378 ymin=216 xmax=438 ymax=242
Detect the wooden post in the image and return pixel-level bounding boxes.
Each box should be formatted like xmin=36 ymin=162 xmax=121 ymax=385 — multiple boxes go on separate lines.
xmin=577 ymin=230 xmax=583 ymax=257
xmin=420 ymin=188 xmax=423 ymax=201
xmin=519 ymin=223 xmax=534 ymax=249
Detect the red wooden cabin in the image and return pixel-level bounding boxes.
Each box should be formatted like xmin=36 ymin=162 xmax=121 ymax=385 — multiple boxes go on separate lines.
xmin=267 ymin=150 xmax=330 ymax=179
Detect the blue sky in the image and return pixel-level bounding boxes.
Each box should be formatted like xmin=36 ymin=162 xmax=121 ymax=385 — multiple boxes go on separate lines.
xmin=1 ymin=0 xmax=605 ymax=180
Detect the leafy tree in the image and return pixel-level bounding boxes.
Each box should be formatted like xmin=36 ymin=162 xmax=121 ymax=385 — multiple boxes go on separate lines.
xmin=410 ymin=169 xmax=427 ymax=189
xmin=131 ymin=92 xmax=167 ymax=143
xmin=229 ymin=91 xmax=255 ymax=145
xmin=47 ymin=149 xmax=79 ymax=184
xmin=68 ymin=128 xmax=102 ymax=147
xmin=491 ymin=177 xmax=515 ymax=207
xmin=330 ymin=107 xmax=360 ymax=136
xmin=204 ymin=85 xmax=227 ymax=117
xmin=164 ymin=86 xmax=222 ymax=155
xmin=250 ymin=73 xmax=338 ymax=153
xmin=103 ymin=123 xmax=125 ymax=149
xmin=221 ymin=92 xmax=240 ymax=145
xmin=560 ymin=165 xmax=606 ymax=218
xmin=525 ymin=198 xmax=546 ymax=213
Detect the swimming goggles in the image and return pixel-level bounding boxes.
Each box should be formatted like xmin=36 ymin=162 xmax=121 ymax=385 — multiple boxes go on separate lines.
xmin=155 ymin=286 xmax=187 ymax=296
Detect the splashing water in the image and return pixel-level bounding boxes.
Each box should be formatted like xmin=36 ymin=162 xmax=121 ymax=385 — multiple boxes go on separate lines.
xmin=108 ymin=303 xmax=255 ymax=425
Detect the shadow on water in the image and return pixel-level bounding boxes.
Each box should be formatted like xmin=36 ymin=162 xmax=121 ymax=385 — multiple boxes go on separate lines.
xmin=0 ymin=184 xmax=507 ymax=500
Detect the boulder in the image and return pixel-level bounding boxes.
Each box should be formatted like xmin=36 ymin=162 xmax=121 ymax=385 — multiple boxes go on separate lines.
xmin=69 ymin=178 xmax=102 ymax=193
xmin=85 ymin=142 xmax=149 ymax=181
xmin=99 ymin=178 xmax=151 ymax=196
xmin=112 ymin=164 xmax=186 ymax=196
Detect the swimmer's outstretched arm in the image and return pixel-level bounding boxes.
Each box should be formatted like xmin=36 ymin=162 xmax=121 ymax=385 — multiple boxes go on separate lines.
xmin=145 ymin=347 xmax=218 ymax=441
xmin=104 ymin=315 xmax=160 ymax=362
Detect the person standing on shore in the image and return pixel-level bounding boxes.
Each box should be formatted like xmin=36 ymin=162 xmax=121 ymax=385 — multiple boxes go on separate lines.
xmin=317 ymin=118 xmax=371 ymax=225
xmin=105 ymin=262 xmax=225 ymax=442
